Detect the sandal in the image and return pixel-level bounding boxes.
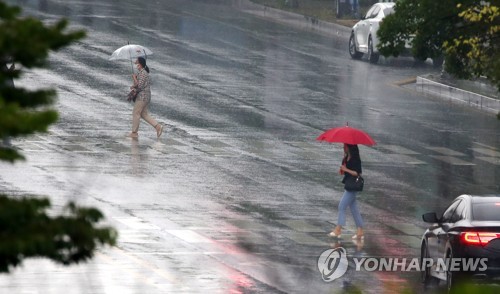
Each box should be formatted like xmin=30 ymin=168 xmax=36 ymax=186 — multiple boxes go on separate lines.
xmin=156 ymin=124 xmax=163 ymax=138
xmin=126 ymin=132 xmax=138 ymax=138
xmin=328 ymin=231 xmax=342 ymax=238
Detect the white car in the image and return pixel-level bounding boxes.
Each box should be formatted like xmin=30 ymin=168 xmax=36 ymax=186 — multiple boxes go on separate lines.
xmin=348 ymin=2 xmax=395 ymax=63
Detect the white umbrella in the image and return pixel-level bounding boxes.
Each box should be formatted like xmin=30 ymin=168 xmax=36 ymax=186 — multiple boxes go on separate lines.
xmin=110 ymin=44 xmax=153 ymax=74
xmin=109 ymin=44 xmax=153 ymax=60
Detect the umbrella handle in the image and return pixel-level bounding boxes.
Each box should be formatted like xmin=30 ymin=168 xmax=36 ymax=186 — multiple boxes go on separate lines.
xmin=129 ymin=59 xmax=134 ymax=76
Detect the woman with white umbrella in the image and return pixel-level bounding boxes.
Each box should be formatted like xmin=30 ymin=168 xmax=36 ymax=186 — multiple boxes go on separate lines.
xmin=127 ymin=56 xmax=163 ymax=139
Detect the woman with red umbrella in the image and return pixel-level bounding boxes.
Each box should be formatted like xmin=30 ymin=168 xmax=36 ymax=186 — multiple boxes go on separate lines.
xmin=329 ymin=143 xmax=364 ymax=240
xmin=317 ymin=124 xmax=374 ymax=240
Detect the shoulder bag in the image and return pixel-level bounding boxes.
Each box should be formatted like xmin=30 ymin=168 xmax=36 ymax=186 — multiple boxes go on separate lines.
xmin=344 ymin=175 xmax=364 ymax=192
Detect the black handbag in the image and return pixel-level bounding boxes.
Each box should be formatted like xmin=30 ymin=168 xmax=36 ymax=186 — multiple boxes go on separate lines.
xmin=344 ymin=176 xmax=364 ymax=192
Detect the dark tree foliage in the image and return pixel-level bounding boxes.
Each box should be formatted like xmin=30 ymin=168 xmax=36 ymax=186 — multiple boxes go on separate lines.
xmin=0 ymin=2 xmax=85 ymax=161
xmin=0 ymin=197 xmax=117 ymax=272
xmin=377 ymin=0 xmax=500 ymax=96
xmin=0 ymin=1 xmax=116 ymax=273
xmin=443 ymin=3 xmax=500 ymax=92
xmin=377 ymin=0 xmax=475 ymax=62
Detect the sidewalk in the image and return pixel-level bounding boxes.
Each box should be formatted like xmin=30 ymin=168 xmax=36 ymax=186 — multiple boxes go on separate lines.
xmin=236 ymin=0 xmax=352 ymax=38
xmin=416 ymin=74 xmax=500 ymax=115
xmin=238 ymin=0 xmax=500 ymax=116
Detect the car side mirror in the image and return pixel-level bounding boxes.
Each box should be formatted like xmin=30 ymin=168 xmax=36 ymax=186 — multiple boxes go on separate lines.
xmin=422 ymin=212 xmax=439 ymax=223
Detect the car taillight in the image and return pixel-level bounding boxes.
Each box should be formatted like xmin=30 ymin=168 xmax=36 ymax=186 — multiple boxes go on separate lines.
xmin=461 ymin=232 xmax=500 ymax=246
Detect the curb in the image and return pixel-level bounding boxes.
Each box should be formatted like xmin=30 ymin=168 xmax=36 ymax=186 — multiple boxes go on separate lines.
xmin=416 ymin=76 xmax=500 ymax=115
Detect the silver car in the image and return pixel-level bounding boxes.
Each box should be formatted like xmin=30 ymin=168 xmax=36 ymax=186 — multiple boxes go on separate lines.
xmin=348 ymin=2 xmax=395 ymax=63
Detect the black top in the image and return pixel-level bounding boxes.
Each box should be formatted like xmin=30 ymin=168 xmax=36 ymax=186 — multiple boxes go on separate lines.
xmin=342 ymin=155 xmax=362 ymax=184
xmin=342 ymin=145 xmax=363 ymax=183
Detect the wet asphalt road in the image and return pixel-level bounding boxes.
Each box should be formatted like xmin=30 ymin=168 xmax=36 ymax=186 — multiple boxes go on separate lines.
xmin=1 ymin=0 xmax=499 ymax=293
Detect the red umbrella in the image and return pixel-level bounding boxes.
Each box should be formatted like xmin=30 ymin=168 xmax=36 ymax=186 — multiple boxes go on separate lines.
xmin=316 ymin=125 xmax=376 ymax=146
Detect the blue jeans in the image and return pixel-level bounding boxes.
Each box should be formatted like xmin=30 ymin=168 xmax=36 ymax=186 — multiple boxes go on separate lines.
xmin=337 ymin=190 xmax=363 ymax=228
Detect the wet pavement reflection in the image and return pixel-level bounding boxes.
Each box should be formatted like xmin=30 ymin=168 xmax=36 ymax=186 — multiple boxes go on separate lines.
xmin=1 ymin=0 xmax=499 ymax=293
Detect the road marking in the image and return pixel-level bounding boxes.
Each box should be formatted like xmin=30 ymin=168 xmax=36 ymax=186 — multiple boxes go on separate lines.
xmin=228 ymin=232 xmax=270 ymax=245
xmin=385 ymin=223 xmax=425 ymax=236
xmin=98 ymin=247 xmax=182 ymax=286
xmin=162 ymin=138 xmax=186 ymax=146
xmin=204 ymin=139 xmax=232 ymax=148
xmin=228 ymin=219 xmax=269 ymax=231
xmin=166 ymin=230 xmax=212 ymax=243
xmin=473 ymin=142 xmax=499 ymax=151
xmin=285 ymin=232 xmax=326 ymax=246
xmin=278 ymin=219 xmax=325 ymax=233
xmin=426 ymin=147 xmax=466 ymax=157
xmin=101 ymin=142 xmax=130 ymax=153
xmin=151 ymin=145 xmax=187 ymax=154
xmin=61 ymin=144 xmax=91 ymax=152
xmin=430 ymin=155 xmax=475 ymax=166
xmin=291 ymin=150 xmax=328 ymax=160
xmin=388 ymin=235 xmax=422 ymax=249
xmin=194 ymin=146 xmax=239 ymax=157
xmin=114 ymin=217 xmax=160 ymax=230
xmin=475 ymin=157 xmax=500 ymax=165
xmin=389 ymin=154 xmax=426 ymax=165
xmin=16 ymin=142 xmax=49 ymax=151
xmin=471 ymin=147 xmax=500 ymax=157
xmin=378 ymin=145 xmax=419 ymax=155
xmin=119 ymin=230 xmax=159 ymax=244
xmin=361 ymin=148 xmax=390 ymax=163
xmin=131 ymin=251 xmax=223 ymax=255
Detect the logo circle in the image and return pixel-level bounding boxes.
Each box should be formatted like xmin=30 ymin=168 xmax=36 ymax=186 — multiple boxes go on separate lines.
xmin=317 ymin=247 xmax=348 ymax=282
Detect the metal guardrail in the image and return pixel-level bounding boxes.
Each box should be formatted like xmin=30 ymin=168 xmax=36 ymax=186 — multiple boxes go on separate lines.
xmin=416 ymin=76 xmax=500 ymax=115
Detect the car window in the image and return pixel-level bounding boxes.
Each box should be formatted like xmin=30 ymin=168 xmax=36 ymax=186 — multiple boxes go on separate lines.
xmin=369 ymin=6 xmax=381 ymax=19
xmin=365 ymin=6 xmax=376 ymax=19
xmin=472 ymin=202 xmax=500 ymax=221
xmin=450 ymin=200 xmax=467 ymax=223
xmin=441 ymin=200 xmax=461 ymax=223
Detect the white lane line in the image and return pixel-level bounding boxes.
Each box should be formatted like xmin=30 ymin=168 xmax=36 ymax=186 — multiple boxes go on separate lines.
xmin=475 ymin=157 xmax=500 ymax=165
xmin=166 ymin=230 xmax=212 ymax=243
xmin=114 ymin=216 xmax=161 ymax=230
xmin=471 ymin=147 xmax=500 ymax=157
xmin=426 ymin=147 xmax=466 ymax=157
xmin=379 ymin=145 xmax=419 ymax=155
xmin=430 ymin=156 xmax=475 ymax=166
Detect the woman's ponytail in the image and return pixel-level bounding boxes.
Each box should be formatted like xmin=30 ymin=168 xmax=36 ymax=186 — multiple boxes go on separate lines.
xmin=137 ymin=57 xmax=150 ymax=73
